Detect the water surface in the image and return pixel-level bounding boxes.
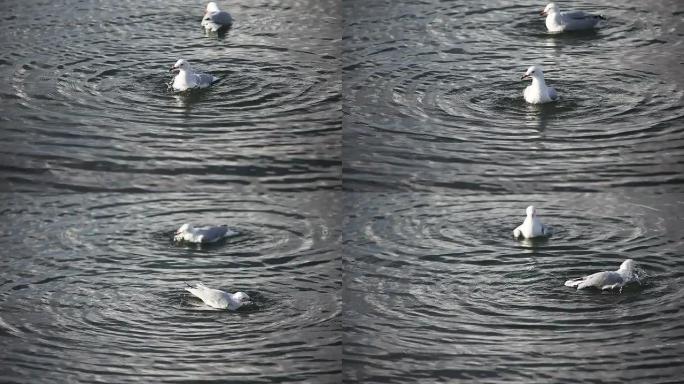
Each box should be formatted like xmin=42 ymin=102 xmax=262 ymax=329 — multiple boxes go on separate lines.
xmin=0 ymin=0 xmax=341 ymax=193
xmin=344 ymin=191 xmax=684 ymax=382
xmin=0 ymin=0 xmax=341 ymax=382
xmin=343 ymin=0 xmax=684 ymax=192
xmin=343 ymin=0 xmax=684 ymax=382
xmin=1 ymin=192 xmax=341 ymax=383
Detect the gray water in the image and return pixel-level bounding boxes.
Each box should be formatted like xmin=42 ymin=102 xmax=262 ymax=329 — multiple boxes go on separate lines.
xmin=0 ymin=0 xmax=341 ymax=193
xmin=2 ymin=0 xmax=684 ymax=383
xmin=343 ymin=0 xmax=684 ymax=382
xmin=0 ymin=0 xmax=341 ymax=383
xmin=0 ymin=193 xmax=340 ymax=383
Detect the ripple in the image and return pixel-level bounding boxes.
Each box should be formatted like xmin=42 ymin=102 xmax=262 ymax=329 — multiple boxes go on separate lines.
xmin=344 ymin=0 xmax=684 ymax=193
xmin=0 ymin=0 xmax=341 ymax=193
xmin=344 ymin=191 xmax=684 ymax=382
xmin=427 ymin=2 xmax=666 ymax=54
xmin=0 ymin=191 xmax=341 ymax=382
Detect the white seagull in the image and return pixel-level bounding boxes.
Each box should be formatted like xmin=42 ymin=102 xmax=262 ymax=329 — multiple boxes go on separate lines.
xmin=521 ymin=65 xmax=558 ymax=104
xmin=185 ymin=283 xmax=251 ymax=310
xmin=174 ymin=223 xmax=238 ymax=244
xmin=564 ymin=259 xmax=639 ymax=290
xmin=513 ymin=205 xmax=550 ymax=239
xmin=169 ymin=59 xmax=219 ymax=92
xmin=201 ymin=2 xmax=233 ymax=32
xmin=541 ymin=3 xmax=606 ymax=33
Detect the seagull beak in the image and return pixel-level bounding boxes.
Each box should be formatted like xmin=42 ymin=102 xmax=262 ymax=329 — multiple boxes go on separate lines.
xmin=521 ymin=74 xmax=531 ymax=80
xmin=170 ymin=66 xmax=179 ymax=73
xmin=540 ymin=10 xmax=547 ymax=16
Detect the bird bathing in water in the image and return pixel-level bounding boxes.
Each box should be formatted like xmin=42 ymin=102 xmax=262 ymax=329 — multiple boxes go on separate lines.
xmin=541 ymin=3 xmax=606 ymax=33
xmin=513 ymin=205 xmax=550 ymax=239
xmin=564 ymin=259 xmax=639 ymax=291
xmin=202 ymin=2 xmax=233 ymax=32
xmin=521 ymin=65 xmax=558 ymax=104
xmin=174 ymin=223 xmax=238 ymax=244
xmin=169 ymin=59 xmax=219 ymax=92
xmin=185 ymin=282 xmax=251 ymax=310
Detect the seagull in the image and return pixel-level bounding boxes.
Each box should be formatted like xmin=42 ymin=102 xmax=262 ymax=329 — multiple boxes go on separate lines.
xmin=174 ymin=223 xmax=238 ymax=244
xmin=541 ymin=3 xmax=606 ymax=33
xmin=564 ymin=259 xmax=639 ymax=290
xmin=185 ymin=282 xmax=251 ymax=310
xmin=513 ymin=205 xmax=550 ymax=239
xmin=521 ymin=65 xmax=558 ymax=104
xmin=169 ymin=59 xmax=219 ymax=92
xmin=201 ymin=2 xmax=233 ymax=32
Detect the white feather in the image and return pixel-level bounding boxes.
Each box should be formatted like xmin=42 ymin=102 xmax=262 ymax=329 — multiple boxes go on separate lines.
xmin=542 ymin=3 xmax=605 ymax=33
xmin=522 ymin=65 xmax=558 ymax=104
xmin=185 ymin=282 xmax=251 ymax=310
xmin=564 ymin=259 xmax=639 ymax=290
xmin=174 ymin=223 xmax=238 ymax=243
xmin=513 ymin=205 xmax=550 ymax=239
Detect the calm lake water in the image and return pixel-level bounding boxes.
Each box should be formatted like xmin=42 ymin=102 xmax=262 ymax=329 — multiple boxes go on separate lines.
xmin=0 ymin=0 xmax=341 ymax=383
xmin=343 ymin=0 xmax=684 ymax=383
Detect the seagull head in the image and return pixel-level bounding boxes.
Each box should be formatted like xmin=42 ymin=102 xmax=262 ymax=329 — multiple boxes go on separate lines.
xmin=521 ymin=65 xmax=544 ymax=81
xmin=540 ymin=3 xmax=558 ymax=16
xmin=526 ymin=205 xmax=537 ymax=217
xmin=206 ymin=2 xmax=220 ymax=13
xmin=232 ymin=291 xmax=251 ymax=303
xmin=176 ymin=223 xmax=193 ymax=235
xmin=170 ymin=59 xmax=190 ymax=74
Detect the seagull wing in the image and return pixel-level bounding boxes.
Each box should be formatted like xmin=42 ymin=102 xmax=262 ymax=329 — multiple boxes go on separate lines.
xmin=563 ymin=10 xmax=592 ymax=19
xmin=575 ymin=271 xmax=624 ymax=289
xmin=548 ymin=87 xmax=558 ymax=100
xmin=196 ymin=226 xmax=229 ymax=243
xmin=208 ymin=11 xmax=232 ymax=25
xmin=192 ymin=72 xmax=218 ymax=88
xmin=561 ymin=10 xmax=603 ymax=29
xmin=564 ymin=276 xmax=586 ymax=287
xmin=185 ymin=283 xmax=230 ymax=308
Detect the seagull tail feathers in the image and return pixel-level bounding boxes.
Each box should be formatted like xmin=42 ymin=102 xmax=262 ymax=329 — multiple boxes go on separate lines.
xmin=184 ymin=282 xmax=208 ymax=296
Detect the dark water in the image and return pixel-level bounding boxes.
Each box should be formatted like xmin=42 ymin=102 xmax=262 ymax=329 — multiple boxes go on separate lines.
xmin=343 ymin=191 xmax=684 ymax=382
xmin=2 ymin=0 xmax=684 ymax=382
xmin=0 ymin=0 xmax=340 ymax=193
xmin=343 ymin=0 xmax=684 ymax=382
xmin=344 ymin=0 xmax=684 ymax=192
xmin=0 ymin=0 xmax=341 ymax=383
xmin=0 ymin=193 xmax=340 ymax=383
